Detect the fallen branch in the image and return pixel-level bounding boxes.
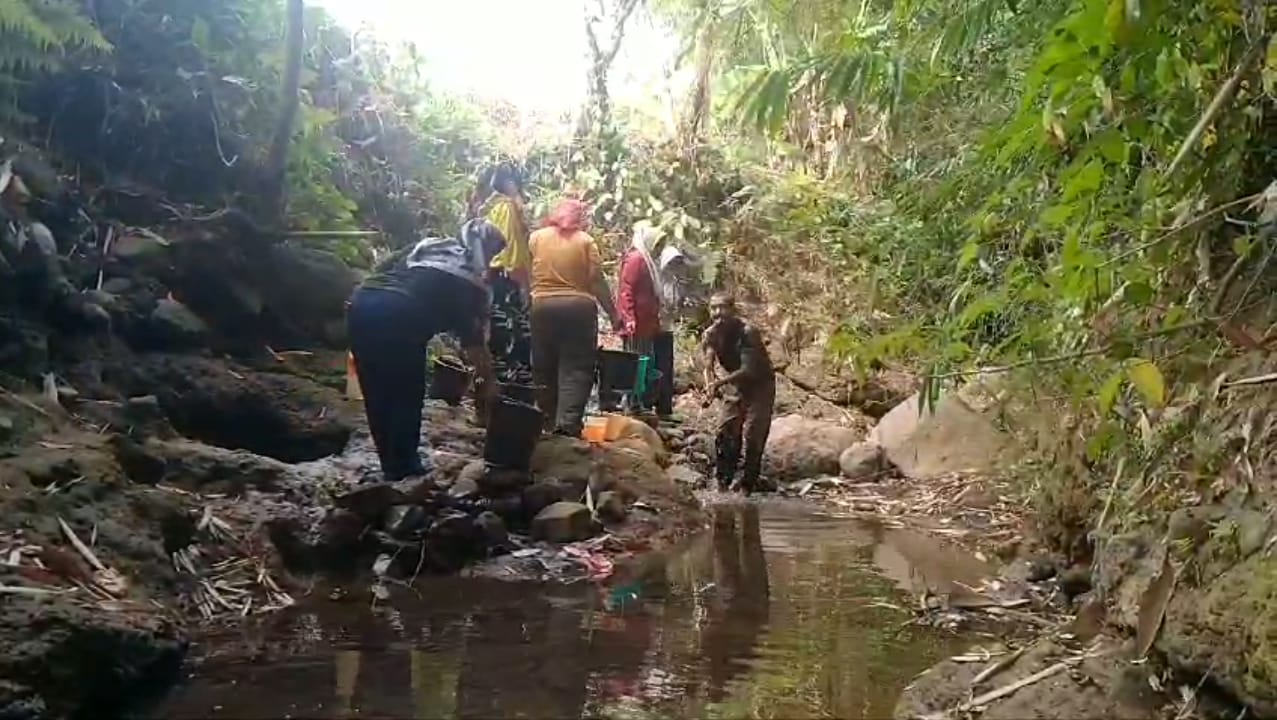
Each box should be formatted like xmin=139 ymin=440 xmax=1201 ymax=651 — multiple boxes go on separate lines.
xmin=58 ymin=517 xmax=105 ymax=571
xmin=1165 ymin=36 xmax=1272 ymax=178
xmin=1223 ymin=372 xmax=1277 ymax=389
xmin=971 ymin=646 xmax=1026 ymax=688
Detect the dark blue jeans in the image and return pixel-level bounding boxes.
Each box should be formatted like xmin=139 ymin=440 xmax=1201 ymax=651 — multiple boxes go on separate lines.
xmin=348 ymin=288 xmax=433 ymax=482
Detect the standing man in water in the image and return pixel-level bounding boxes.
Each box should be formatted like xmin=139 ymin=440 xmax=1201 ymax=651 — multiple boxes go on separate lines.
xmin=700 ymin=292 xmax=776 ymax=493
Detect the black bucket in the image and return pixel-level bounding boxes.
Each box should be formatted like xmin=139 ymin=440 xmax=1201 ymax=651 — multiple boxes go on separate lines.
xmin=429 ymin=357 xmax=471 ymax=406
xmin=597 ymin=349 xmax=639 ymax=397
xmin=498 ymin=382 xmax=540 ymax=406
xmin=484 ymin=397 xmax=544 ymax=470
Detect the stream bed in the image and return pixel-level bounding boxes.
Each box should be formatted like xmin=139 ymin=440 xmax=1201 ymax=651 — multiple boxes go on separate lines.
xmin=155 ymin=499 xmax=988 ymax=719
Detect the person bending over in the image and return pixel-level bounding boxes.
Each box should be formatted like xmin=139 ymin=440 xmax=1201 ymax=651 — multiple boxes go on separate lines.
xmin=700 ymin=293 xmax=776 ymax=493
xmin=347 ymin=220 xmax=502 ymax=482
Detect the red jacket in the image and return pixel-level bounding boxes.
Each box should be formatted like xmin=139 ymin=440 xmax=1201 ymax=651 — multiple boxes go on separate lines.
xmin=616 ymin=250 xmax=661 ymax=339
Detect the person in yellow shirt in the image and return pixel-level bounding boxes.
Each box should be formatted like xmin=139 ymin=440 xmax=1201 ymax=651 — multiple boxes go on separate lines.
xmin=529 ymin=198 xmax=621 ymax=436
xmin=471 ymin=164 xmax=533 ymax=403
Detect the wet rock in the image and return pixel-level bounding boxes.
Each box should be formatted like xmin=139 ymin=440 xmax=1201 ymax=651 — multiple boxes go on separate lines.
xmin=1233 ymin=509 xmax=1271 ymax=558
xmin=474 ymin=511 xmax=509 ymax=550
xmin=522 ymin=481 xmax=566 ymax=520
xmin=0 ymin=414 xmax=14 ymax=441
xmin=532 ymin=501 xmax=595 ymax=543
xmin=335 ymin=484 xmax=406 ymax=523
xmin=386 ymin=505 xmax=430 ymax=540
xmin=455 ymin=459 xmax=485 ymax=487
xmin=448 ymin=475 xmax=480 ymax=500
xmin=425 ymin=511 xmax=480 ymax=572
xmin=838 ymin=441 xmax=884 ymax=480
xmin=596 ymin=491 xmax=627 ymax=524
xmin=764 ymin=415 xmax=860 ymax=482
xmin=478 ymin=466 xmax=531 ymax=496
xmin=149 ymin=298 xmax=209 ymax=348
xmin=666 ymin=464 xmax=705 ymax=487
xmin=484 ymin=494 xmax=524 ymax=526
xmin=428 ymin=451 xmax=474 ymax=486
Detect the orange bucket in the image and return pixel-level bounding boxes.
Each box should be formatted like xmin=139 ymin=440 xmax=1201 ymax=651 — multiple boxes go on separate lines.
xmin=582 ymin=417 xmax=607 ymax=444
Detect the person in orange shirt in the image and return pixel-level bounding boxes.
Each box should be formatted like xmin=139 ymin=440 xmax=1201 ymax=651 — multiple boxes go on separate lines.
xmin=528 ymin=198 xmax=621 ymax=436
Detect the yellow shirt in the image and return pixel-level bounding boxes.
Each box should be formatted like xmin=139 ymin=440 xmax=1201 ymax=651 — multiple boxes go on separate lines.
xmin=529 ymin=227 xmax=601 ymax=301
xmin=484 ymin=196 xmax=530 ymax=276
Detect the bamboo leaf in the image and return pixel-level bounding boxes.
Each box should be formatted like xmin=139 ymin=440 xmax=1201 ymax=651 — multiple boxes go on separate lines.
xmin=1127 ymin=359 xmax=1166 ymax=408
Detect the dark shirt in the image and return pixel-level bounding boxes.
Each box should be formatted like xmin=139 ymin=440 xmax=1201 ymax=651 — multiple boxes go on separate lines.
xmin=357 ymin=264 xmax=488 ymax=347
xmin=702 ymin=317 xmax=773 ymax=386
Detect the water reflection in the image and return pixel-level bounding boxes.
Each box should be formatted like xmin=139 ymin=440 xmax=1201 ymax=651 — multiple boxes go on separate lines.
xmin=158 ymin=501 xmax=975 ymax=720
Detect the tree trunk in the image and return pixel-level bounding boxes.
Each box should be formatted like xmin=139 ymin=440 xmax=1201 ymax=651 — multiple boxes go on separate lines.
xmin=265 ymin=0 xmax=305 ymax=225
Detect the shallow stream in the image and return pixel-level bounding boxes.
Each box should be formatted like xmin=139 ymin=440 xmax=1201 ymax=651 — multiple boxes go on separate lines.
xmin=156 ymin=499 xmax=988 ymax=719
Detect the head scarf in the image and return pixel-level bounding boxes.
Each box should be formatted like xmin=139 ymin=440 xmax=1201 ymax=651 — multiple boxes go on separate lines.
xmin=658 ymin=244 xmax=684 ymax=271
xmin=543 ymin=198 xmax=590 ymax=233
xmin=630 ymin=222 xmax=663 ymax=292
xmin=405 ymin=219 xmax=506 ymax=291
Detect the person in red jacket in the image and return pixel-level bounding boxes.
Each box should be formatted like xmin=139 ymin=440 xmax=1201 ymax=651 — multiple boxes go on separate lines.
xmin=614 ymin=223 xmax=666 ymax=410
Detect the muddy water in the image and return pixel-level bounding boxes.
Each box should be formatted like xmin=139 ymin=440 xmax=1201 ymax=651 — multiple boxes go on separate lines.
xmin=156 ymin=500 xmax=982 ymax=719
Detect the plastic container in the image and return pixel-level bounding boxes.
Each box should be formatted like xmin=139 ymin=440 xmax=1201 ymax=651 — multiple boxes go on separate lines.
xmin=582 ymin=416 xmax=608 ymax=444
xmin=483 ymin=397 xmax=544 ymax=470
xmin=597 ymin=349 xmax=639 ymax=403
xmin=429 ymin=357 xmax=471 ymax=406
xmin=634 ymin=355 xmax=652 ymax=399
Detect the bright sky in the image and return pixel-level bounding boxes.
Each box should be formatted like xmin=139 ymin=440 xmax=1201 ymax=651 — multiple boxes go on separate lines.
xmin=314 ymin=0 xmax=678 ymax=115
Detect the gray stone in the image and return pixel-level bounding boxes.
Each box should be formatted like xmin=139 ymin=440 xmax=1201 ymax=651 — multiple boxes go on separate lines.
xmin=531 ymin=501 xmax=595 ymax=543
xmin=838 ymin=441 xmax=884 ymax=480
xmin=1167 ymin=506 xmax=1222 ymax=549
xmin=448 ymin=475 xmax=479 ymax=500
xmin=478 ymin=466 xmax=532 ymax=495
xmin=151 ymin=298 xmax=209 ymax=344
xmin=101 ymin=277 xmax=133 ymax=294
xmin=112 ymin=230 xmax=170 ymax=262
xmin=55 ymin=385 xmax=79 ymax=404
xmin=0 ymin=414 xmax=14 ymax=440
xmin=1235 ymin=509 xmax=1272 ymax=558
xmin=596 ymin=490 xmax=627 ymax=524
xmin=666 ymin=464 xmax=705 ymax=487
xmin=335 ymin=484 xmax=407 ymax=522
xmin=386 ymin=505 xmax=430 ymax=539
xmin=764 ymin=415 xmax=861 ymax=482
xmin=522 ymin=481 xmax=565 ymax=520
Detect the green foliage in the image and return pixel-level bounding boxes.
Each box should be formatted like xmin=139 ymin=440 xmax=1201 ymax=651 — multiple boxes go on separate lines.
xmin=0 ymin=0 xmax=108 ymax=120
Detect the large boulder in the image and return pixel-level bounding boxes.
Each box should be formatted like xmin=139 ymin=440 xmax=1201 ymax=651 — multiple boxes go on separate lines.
xmin=869 ymin=375 xmax=1017 ymax=480
xmin=763 ymin=414 xmax=861 ymax=482
xmin=78 ymin=354 xmax=353 ymax=463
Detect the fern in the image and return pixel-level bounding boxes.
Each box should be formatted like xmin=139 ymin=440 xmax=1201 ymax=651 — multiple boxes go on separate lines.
xmin=0 ymin=0 xmax=110 ymax=120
